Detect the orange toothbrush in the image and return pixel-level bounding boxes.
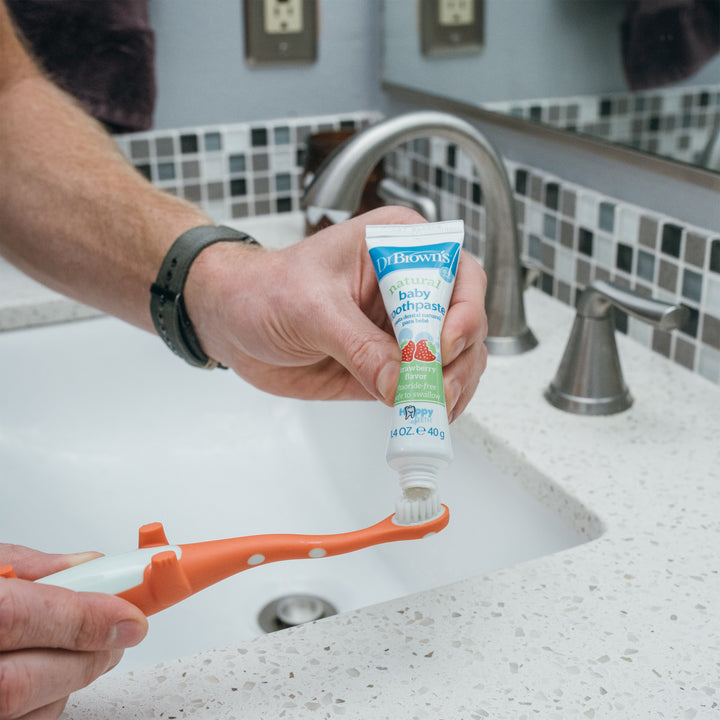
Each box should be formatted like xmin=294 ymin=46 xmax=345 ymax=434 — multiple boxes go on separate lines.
xmin=0 ymin=507 xmax=449 ymax=616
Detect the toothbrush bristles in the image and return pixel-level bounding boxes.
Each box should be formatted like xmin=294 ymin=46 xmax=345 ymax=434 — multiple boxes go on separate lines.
xmin=393 ymin=487 xmax=442 ymax=526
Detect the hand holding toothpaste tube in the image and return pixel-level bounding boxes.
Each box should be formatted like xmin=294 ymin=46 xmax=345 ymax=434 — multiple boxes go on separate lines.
xmin=186 ymin=206 xmax=487 ymax=420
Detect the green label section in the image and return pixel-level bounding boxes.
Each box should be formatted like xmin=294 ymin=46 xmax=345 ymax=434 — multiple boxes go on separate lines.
xmin=394 ymin=359 xmax=445 ymax=406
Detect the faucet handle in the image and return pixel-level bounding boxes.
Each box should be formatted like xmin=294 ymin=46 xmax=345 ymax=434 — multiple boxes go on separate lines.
xmin=545 ymin=280 xmax=689 ymax=415
xmin=577 ymin=279 xmax=689 ymax=330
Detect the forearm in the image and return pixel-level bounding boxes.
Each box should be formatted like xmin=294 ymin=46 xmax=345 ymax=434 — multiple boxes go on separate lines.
xmin=0 ymin=8 xmax=211 ymax=331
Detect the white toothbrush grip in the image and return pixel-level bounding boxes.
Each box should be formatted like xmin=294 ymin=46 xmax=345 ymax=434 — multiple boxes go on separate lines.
xmin=35 ymin=546 xmax=182 ymax=595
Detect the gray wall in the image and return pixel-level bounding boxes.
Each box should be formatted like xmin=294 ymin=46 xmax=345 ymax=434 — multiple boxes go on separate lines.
xmin=149 ymin=0 xmax=385 ymax=128
xmin=383 ymin=0 xmax=720 ymax=104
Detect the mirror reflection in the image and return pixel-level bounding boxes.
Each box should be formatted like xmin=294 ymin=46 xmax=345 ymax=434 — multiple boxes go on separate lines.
xmin=383 ymin=0 xmax=720 ymax=172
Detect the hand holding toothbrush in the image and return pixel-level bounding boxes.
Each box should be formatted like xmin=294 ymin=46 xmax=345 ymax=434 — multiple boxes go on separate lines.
xmin=0 ymin=544 xmax=147 ymax=720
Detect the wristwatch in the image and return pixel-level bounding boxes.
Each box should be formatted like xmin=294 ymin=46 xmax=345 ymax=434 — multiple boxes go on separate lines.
xmin=150 ymin=225 xmax=259 ymax=369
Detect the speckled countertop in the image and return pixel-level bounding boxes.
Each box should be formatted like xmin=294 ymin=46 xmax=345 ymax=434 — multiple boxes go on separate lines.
xmin=3 ymin=219 xmax=719 ymax=719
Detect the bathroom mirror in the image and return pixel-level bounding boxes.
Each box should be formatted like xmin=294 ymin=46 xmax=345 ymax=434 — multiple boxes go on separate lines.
xmin=382 ymin=0 xmax=720 ymax=174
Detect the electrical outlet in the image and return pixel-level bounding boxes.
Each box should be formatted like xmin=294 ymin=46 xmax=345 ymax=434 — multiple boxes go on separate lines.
xmin=244 ymin=0 xmax=317 ymax=65
xmin=421 ymin=0 xmax=484 ymax=58
xmin=438 ymin=0 xmax=474 ymax=27
xmin=264 ymin=0 xmax=303 ymax=34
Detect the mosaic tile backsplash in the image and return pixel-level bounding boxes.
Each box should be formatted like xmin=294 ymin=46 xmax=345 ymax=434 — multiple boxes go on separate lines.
xmin=115 ymin=112 xmax=720 ymax=386
xmin=483 ymin=83 xmax=720 ymax=168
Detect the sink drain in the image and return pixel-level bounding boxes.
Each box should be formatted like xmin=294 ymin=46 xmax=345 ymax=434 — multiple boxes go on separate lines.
xmin=258 ymin=594 xmax=338 ymax=633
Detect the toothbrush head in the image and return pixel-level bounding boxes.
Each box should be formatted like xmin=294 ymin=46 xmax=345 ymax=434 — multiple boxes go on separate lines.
xmin=393 ymin=487 xmax=443 ymax=526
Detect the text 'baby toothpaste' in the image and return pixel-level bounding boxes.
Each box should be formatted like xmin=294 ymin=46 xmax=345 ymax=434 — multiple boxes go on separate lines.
xmin=366 ymin=220 xmax=464 ymax=525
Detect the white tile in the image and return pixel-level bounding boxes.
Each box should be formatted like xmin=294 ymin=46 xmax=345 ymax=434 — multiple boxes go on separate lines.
xmin=617 ymin=206 xmax=640 ymax=244
xmin=627 ymin=316 xmax=654 ymax=347
xmin=271 ymin=148 xmax=296 ymax=173
xmin=202 ymin=156 xmax=225 ymax=181
xmin=526 ymin=205 xmax=544 ymax=236
xmin=704 ymin=276 xmax=720 ymax=315
xmin=594 ymin=233 xmax=614 ymax=269
xmin=699 ymin=345 xmax=720 ymax=383
xmin=555 ymin=246 xmax=575 ymax=284
xmin=577 ymin=192 xmax=598 ymax=229
xmin=224 ymin=127 xmax=250 ymax=153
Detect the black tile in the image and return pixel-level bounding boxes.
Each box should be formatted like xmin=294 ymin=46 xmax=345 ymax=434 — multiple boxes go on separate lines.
xmin=710 ymin=239 xmax=720 ymax=274
xmin=446 ymin=144 xmax=457 ymax=168
xmin=251 ymin=127 xmax=268 ymax=147
xmin=578 ymin=228 xmax=593 ymax=256
xmin=530 ymin=105 xmax=542 ymax=121
xmin=680 ymin=306 xmax=699 ymax=338
xmin=614 ymin=308 xmax=628 ymax=334
xmin=515 ymin=169 xmax=528 ymax=195
xmin=541 ymin=272 xmax=554 ymax=295
xmin=180 ymin=134 xmax=198 ymax=154
xmin=434 ymin=168 xmax=444 ymax=189
xmin=340 ymin=119 xmax=356 ymax=131
xmin=599 ymin=98 xmax=612 ymax=117
xmin=472 ymin=182 xmax=482 ymax=206
xmin=276 ymin=197 xmax=292 ymax=213
xmin=230 ymin=178 xmax=247 ymax=196
xmin=661 ymin=223 xmax=683 ymax=257
xmin=135 ymin=163 xmax=151 ymax=181
xmin=545 ymin=182 xmax=560 ymax=210
xmin=616 ymin=243 xmax=633 ymax=273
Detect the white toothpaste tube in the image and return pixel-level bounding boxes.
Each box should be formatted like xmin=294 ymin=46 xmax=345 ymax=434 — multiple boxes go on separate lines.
xmin=366 ymin=220 xmax=464 ymax=524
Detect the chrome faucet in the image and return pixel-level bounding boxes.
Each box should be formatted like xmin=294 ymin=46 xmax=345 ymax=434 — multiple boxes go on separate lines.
xmin=301 ymin=111 xmax=537 ymax=355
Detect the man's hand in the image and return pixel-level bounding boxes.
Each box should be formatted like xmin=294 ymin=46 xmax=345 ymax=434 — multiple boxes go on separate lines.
xmin=0 ymin=544 xmax=148 ymax=720
xmin=186 ymin=206 xmax=488 ymax=421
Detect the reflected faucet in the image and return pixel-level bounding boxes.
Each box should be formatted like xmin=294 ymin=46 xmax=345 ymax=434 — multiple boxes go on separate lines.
xmin=302 ymin=111 xmax=537 ymax=354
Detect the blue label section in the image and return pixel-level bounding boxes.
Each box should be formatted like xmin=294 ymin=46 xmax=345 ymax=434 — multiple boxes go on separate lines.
xmin=369 ymin=242 xmax=461 ymax=281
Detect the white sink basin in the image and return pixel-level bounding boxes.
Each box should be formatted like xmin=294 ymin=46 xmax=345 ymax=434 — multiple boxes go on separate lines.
xmin=0 ymin=316 xmax=590 ymax=672
xmin=0 ymin=214 xmax=592 ymax=672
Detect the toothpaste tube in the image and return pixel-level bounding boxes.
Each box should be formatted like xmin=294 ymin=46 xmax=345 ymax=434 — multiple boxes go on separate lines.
xmin=366 ymin=220 xmax=464 ymax=523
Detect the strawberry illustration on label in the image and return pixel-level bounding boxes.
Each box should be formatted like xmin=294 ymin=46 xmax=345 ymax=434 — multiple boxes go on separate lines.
xmin=414 ymin=339 xmax=437 ymax=362
xmin=400 ymin=340 xmax=416 ymax=363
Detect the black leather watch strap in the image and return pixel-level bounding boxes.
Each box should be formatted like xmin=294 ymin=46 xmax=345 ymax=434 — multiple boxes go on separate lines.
xmin=150 ymin=225 xmax=259 ymax=369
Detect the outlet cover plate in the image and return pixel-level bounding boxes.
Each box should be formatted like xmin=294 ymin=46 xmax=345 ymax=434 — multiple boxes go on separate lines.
xmin=244 ymin=0 xmax=317 ymax=65
xmin=421 ymin=0 xmax=484 ymax=58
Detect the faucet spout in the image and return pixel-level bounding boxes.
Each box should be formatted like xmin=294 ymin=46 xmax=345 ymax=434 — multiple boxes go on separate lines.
xmin=302 ymin=111 xmax=537 ymax=354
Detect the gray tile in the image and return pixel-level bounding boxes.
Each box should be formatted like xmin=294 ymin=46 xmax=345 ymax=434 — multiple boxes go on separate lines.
xmin=658 ymin=259 xmax=678 ymax=292
xmin=182 ymin=184 xmax=202 ymax=203
xmin=255 ymin=199 xmax=271 ymax=215
xmin=703 ymin=315 xmax=720 ymax=350
xmin=130 ymin=139 xmax=150 ymax=159
xmin=155 ymin=137 xmax=175 ymax=157
xmin=560 ymin=220 xmax=574 ymax=248
xmin=639 ymin=216 xmax=658 ymax=249
xmin=231 ymin=201 xmax=249 ymax=218
xmin=207 ymin=182 xmax=224 ymax=201
xmin=253 ymin=176 xmax=270 ymax=195
xmin=560 ymin=189 xmax=576 ymax=218
xmin=652 ymin=328 xmax=672 ymax=357
xmin=182 ymin=160 xmax=200 ymax=179
xmin=252 ymin=153 xmax=269 ymax=172
xmin=529 ymin=175 xmax=543 ymax=202
xmin=576 ymin=257 xmax=591 ymax=286
xmin=684 ymin=232 xmax=707 ymax=268
xmin=542 ymin=242 xmax=555 ymax=269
